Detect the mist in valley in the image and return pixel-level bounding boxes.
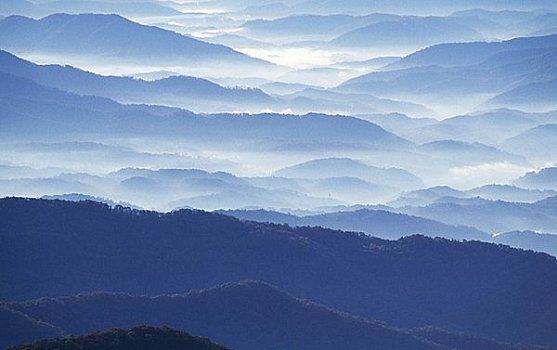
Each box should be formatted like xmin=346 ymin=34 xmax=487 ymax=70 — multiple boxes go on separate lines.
xmin=2 ymin=1 xmax=557 ymax=350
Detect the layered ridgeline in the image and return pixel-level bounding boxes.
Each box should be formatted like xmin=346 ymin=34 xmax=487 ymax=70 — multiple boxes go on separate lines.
xmin=0 ymin=50 xmax=277 ymax=113
xmin=7 ymin=326 xmax=230 ymax=350
xmin=0 ymin=13 xmax=276 ymax=77
xmin=0 ymin=13 xmax=255 ymax=64
xmin=339 ymin=34 xmax=557 ymax=113
xmin=397 ymin=195 xmax=557 ymax=233
xmin=0 ymin=49 xmax=429 ymax=116
xmin=0 ymin=0 xmax=184 ymax=18
xmin=241 ymin=13 xmax=483 ymax=46
xmin=1 ymin=198 xmax=557 ymax=348
xmin=517 ymin=167 xmax=557 ymax=190
xmin=220 ymin=208 xmax=489 ymax=241
xmin=236 ymin=1 xmax=557 ymax=20
xmin=220 ymin=207 xmax=557 ymax=256
xmin=0 ymin=71 xmax=411 ymax=152
xmin=2 ymin=282 xmax=549 ymax=350
xmin=287 ymin=0 xmax=557 ymax=16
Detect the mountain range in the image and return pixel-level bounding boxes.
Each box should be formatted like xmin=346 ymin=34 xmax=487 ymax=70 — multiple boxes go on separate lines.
xmin=0 ymin=0 xmax=183 ymax=18
xmin=3 ymin=282 xmax=550 ymax=350
xmin=220 ymin=208 xmax=489 ymax=241
xmin=0 ymin=13 xmax=272 ymax=72
xmin=338 ymin=34 xmax=557 ymax=115
xmin=2 ymin=198 xmax=557 ymax=348
xmin=0 ymin=49 xmax=278 ymax=113
xmin=2 ymin=4 xmax=557 ymax=350
xmin=398 ymin=195 xmax=557 ymax=233
xmin=0 ymin=71 xmax=412 ymax=153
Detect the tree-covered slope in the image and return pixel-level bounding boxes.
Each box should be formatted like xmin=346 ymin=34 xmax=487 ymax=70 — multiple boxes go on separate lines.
xmin=8 ymin=326 xmax=230 ymax=350
xmin=4 ymin=282 xmax=548 ymax=350
xmin=1 ymin=198 xmax=557 ymax=347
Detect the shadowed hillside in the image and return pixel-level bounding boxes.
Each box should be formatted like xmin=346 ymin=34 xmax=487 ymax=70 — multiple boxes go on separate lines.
xmin=1 ymin=198 xmax=557 ymax=347
xmin=8 ymin=326 xmax=230 ymax=350
xmin=3 ymin=281 xmax=549 ymax=350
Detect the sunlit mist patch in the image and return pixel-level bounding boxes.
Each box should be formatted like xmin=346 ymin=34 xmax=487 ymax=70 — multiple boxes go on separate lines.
xmin=237 ymin=47 xmax=348 ymax=69
xmin=449 ymin=163 xmax=535 ymax=188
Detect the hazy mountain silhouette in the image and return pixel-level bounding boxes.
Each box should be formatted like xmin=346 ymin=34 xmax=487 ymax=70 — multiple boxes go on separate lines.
xmin=41 ymin=193 xmax=139 ymax=210
xmin=0 ymin=50 xmax=278 ymax=113
xmin=399 ymin=196 xmax=557 ymax=232
xmin=494 ymin=231 xmax=557 ymax=257
xmin=0 ymin=14 xmax=267 ymax=66
xmin=106 ymin=168 xmax=342 ymax=211
xmin=489 ymin=78 xmax=557 ymax=111
xmin=0 ymin=164 xmax=62 ymax=180
xmin=0 ymin=0 xmax=183 ymax=18
xmin=449 ymin=9 xmax=557 ymax=38
xmin=291 ymin=0 xmax=557 ymax=16
xmin=502 ymin=124 xmax=557 ymax=162
xmin=221 ymin=208 xmax=490 ymax=241
xmin=274 ymin=158 xmax=423 ymax=189
xmin=387 ymin=34 xmax=557 ymax=69
xmin=414 ymin=110 xmax=543 ymax=144
xmin=281 ymin=87 xmax=433 ymax=116
xmin=2 ymin=198 xmax=557 ymax=347
xmin=0 ymin=178 xmax=96 ymax=199
xmin=467 ymin=184 xmax=557 ymax=203
xmin=332 ymin=17 xmax=482 ymax=48
xmin=516 ymin=167 xmax=557 ymax=190
xmin=338 ymin=35 xmax=557 ymax=113
xmin=0 ymin=72 xmax=413 ymax=152
xmin=418 ymin=140 xmax=527 ymax=165
xmin=241 ymin=14 xmax=372 ymax=40
xmin=355 ymin=113 xmax=437 ymax=139
xmin=387 ymin=186 xmax=468 ymax=207
xmin=242 ymin=13 xmax=483 ymax=45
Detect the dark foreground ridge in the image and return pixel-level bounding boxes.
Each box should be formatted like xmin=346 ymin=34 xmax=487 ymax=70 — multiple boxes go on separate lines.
xmin=7 ymin=326 xmax=230 ymax=350
xmin=1 ymin=198 xmax=557 ymax=347
xmin=3 ymin=281 xmax=551 ymax=350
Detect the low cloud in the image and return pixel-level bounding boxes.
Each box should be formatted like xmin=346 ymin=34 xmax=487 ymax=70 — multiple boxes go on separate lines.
xmin=448 ymin=162 xmax=534 ymax=189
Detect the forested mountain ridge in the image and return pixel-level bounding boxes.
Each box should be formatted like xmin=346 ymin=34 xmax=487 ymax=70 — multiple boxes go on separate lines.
xmin=1 ymin=2 xmax=557 ymax=350
xmin=3 ymin=281 xmax=551 ymax=350
xmin=7 ymin=326 xmax=231 ymax=350
xmin=1 ymin=198 xmax=557 ymax=347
